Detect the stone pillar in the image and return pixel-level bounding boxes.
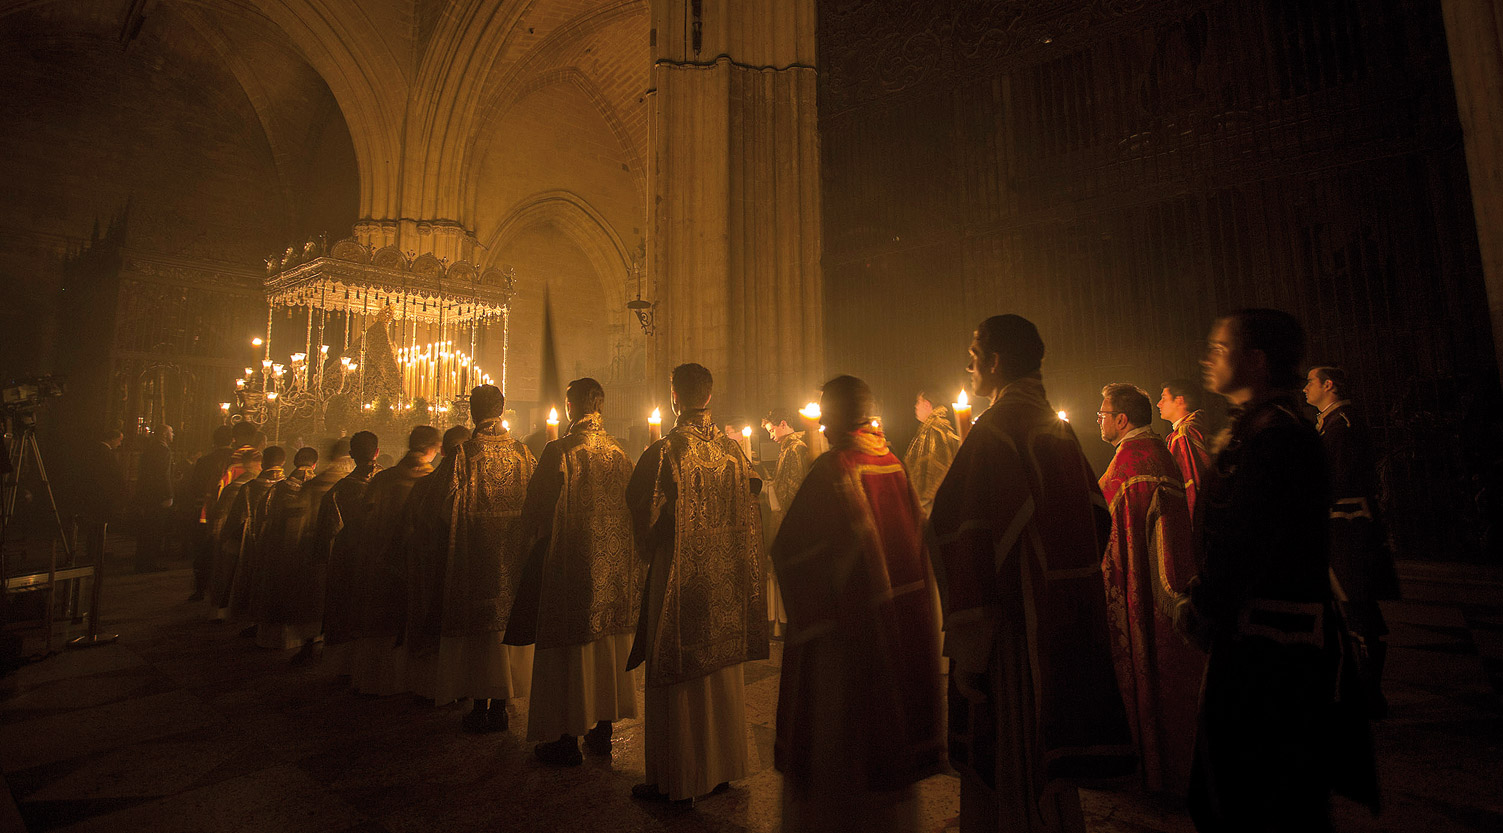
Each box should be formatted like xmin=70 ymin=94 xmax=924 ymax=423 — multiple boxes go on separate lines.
xmin=648 ymin=0 xmax=824 ymax=418
xmin=1441 ymin=0 xmax=1503 ymax=383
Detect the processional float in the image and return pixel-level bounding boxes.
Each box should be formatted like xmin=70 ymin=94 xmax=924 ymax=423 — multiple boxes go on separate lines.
xmin=234 ymin=238 xmax=516 ymax=440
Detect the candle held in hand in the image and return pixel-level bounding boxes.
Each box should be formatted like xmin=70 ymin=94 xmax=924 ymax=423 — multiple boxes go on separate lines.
xmin=647 ymin=407 xmax=662 ymax=444
xmin=546 ymin=407 xmax=560 ymax=442
xmin=953 ymin=389 xmax=974 ymax=442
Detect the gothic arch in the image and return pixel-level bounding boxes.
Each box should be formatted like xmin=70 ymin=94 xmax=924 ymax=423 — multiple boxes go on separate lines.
xmin=481 ymin=190 xmax=633 ymax=315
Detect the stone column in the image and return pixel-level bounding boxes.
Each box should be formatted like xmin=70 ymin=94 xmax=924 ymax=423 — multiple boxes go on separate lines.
xmin=1441 ymin=0 xmax=1503 ymax=383
xmin=648 ymin=0 xmax=824 ymax=417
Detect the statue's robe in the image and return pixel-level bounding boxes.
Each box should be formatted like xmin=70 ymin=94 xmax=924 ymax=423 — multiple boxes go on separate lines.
xmin=435 ymin=420 xmax=537 ymax=705
xmin=228 ymin=467 xmax=284 ymax=622
xmin=518 ymin=413 xmax=641 ymax=741
xmin=626 ymin=409 xmax=768 ymax=801
xmin=766 ymin=430 xmax=811 ymax=635
xmin=315 ymin=460 xmax=383 ymax=675
xmin=398 ymin=453 xmax=459 ymax=699
xmin=207 ymin=467 xmax=257 ymax=618
xmin=1182 ymin=395 xmax=1379 ymax=830
xmin=903 ymin=405 xmax=961 ymax=517
xmin=346 ymin=452 xmax=433 ymax=695
xmin=1098 ymin=430 xmax=1202 ymax=795
xmin=253 ymin=465 xmax=319 ymax=649
xmin=1166 ymin=410 xmax=1212 ymax=523
xmin=930 ymin=376 xmax=1134 ymax=833
xmin=771 ymin=425 xmax=945 ymax=833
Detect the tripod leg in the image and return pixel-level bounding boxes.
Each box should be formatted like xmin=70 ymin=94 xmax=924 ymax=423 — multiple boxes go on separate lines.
xmin=27 ymin=431 xmax=75 ymax=563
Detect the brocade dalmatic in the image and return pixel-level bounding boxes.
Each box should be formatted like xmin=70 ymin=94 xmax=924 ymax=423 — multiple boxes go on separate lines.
xmin=769 ymin=431 xmax=810 ymax=534
xmin=627 ymin=409 xmax=769 ymax=688
xmin=902 ymin=405 xmax=961 ymax=516
xmin=522 ymin=414 xmax=638 ymax=650
xmin=442 ymin=422 xmax=537 ymax=638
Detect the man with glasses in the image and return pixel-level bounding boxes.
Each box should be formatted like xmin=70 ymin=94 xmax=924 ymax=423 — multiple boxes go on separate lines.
xmin=1095 ymin=383 xmax=1200 ymax=796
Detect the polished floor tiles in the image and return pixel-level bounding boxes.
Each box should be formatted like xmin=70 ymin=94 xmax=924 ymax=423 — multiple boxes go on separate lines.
xmin=2 ymin=540 xmax=1500 ymax=832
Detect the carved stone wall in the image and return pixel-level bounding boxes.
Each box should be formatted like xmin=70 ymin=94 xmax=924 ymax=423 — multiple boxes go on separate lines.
xmin=819 ymin=0 xmax=1500 ymax=563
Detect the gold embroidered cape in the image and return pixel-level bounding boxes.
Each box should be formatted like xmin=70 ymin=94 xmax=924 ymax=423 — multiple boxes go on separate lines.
xmin=902 ymin=405 xmax=960 ymax=516
xmin=319 ymin=462 xmax=384 ymax=645
xmin=442 ymin=420 xmax=537 ymax=639
xmin=769 ymin=431 xmax=810 ymax=537
xmin=229 ymin=468 xmax=284 ymax=620
xmin=518 ymin=413 xmax=639 ymax=650
xmin=346 ymin=453 xmax=434 ymax=644
xmin=625 ymin=409 xmax=769 ymax=688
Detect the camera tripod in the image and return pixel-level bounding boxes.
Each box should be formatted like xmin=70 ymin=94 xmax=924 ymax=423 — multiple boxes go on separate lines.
xmin=2 ymin=413 xmax=116 ymax=651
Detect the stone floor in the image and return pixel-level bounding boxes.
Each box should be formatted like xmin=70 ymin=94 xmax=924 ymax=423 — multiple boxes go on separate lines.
xmin=1 ymin=538 xmax=1500 ymax=832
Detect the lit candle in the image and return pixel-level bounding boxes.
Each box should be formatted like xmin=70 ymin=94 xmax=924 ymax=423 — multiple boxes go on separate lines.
xmin=953 ymin=389 xmax=973 ymax=442
xmin=739 ymin=425 xmax=753 ymax=460
xmin=799 ymin=402 xmax=824 ymax=456
xmin=502 ymin=419 xmax=510 ymax=432
xmin=1057 ymin=410 xmax=1069 ymax=422
xmin=251 ymin=337 xmax=263 ymax=347
xmin=648 ymin=407 xmax=662 ymax=444
xmin=546 ymin=407 xmax=559 ymax=442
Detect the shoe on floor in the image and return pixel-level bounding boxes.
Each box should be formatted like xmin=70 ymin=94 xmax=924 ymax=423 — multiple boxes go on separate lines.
xmin=487 ymin=705 xmax=509 ymax=732
xmin=534 ymin=736 xmax=582 ymax=766
xmin=583 ymin=722 xmax=612 ymax=755
xmin=461 ymin=708 xmax=497 ymax=734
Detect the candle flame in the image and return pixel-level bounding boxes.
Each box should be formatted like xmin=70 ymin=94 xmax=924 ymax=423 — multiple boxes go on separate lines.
xmin=219 ymin=402 xmax=230 ymax=410
xmin=1057 ymin=410 xmax=1069 ymax=422
xmin=502 ymin=419 xmax=510 ymax=431
xmin=800 ymin=402 xmax=821 ymax=419
xmin=266 ymin=392 xmax=278 ymax=401
xmin=547 ymin=407 xmax=559 ymax=424
xmin=648 ymin=407 xmax=662 ymax=424
xmin=251 ymin=337 xmax=263 ymax=347
xmin=741 ymin=426 xmax=752 ymax=438
xmin=956 ymin=389 xmax=970 ymax=408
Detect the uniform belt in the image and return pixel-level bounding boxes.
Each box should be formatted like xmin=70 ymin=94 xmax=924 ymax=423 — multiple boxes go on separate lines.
xmin=1237 ymin=598 xmax=1325 ymax=647
xmin=1330 ymin=496 xmax=1372 ymax=520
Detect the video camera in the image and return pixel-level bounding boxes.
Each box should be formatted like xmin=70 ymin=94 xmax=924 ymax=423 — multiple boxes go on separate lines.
xmin=2 ymin=375 xmax=66 ymax=415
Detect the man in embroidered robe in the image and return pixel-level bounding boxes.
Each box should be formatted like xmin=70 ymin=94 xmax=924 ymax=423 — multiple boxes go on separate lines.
xmin=346 ymin=426 xmax=440 ymax=695
xmin=253 ymin=447 xmax=319 ymax=650
xmin=228 ymin=446 xmax=286 ymax=627
xmin=439 ymin=385 xmax=537 ymax=732
xmin=284 ymin=439 xmax=355 ymax=663
xmin=930 ymin=315 xmax=1134 ymax=833
xmin=187 ymin=425 xmax=234 ymax=601
xmin=316 ymin=431 xmax=383 ymax=674
xmin=1096 ymin=383 xmax=1201 ymax=796
xmin=1157 ymin=378 xmax=1212 ymax=522
xmin=1177 ymin=310 xmax=1377 ymax=830
xmin=208 ymin=448 xmax=262 ymax=620
xmin=771 ymin=375 xmax=945 ymax=833
xmin=626 ymin=363 xmax=768 ymax=803
xmin=903 ymin=388 xmax=961 ymax=517
xmin=1305 ymin=366 xmax=1400 ymax=717
xmin=763 ymin=407 xmax=809 ymax=637
xmin=400 ymin=426 xmax=471 ymax=699
xmin=520 ymin=378 xmax=640 ymax=766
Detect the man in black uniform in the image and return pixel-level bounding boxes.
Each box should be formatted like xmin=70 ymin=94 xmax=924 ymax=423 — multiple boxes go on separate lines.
xmin=1304 ymin=366 xmax=1400 ymax=717
xmin=187 ymin=425 xmax=235 ymax=601
xmin=1176 ymin=309 xmax=1376 ymax=831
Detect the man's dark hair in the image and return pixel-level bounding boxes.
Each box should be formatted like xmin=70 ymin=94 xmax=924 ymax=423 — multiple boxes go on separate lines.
xmin=1101 ymin=383 xmax=1153 ymax=428
xmin=408 ymin=425 xmax=442 ymax=451
xmin=212 ymin=425 xmax=233 ymax=447
xmin=293 ymin=446 xmax=319 ymax=468
xmin=1221 ymin=308 xmax=1305 ymax=391
xmin=975 ymin=315 xmax=1046 ymax=380
xmin=915 ymin=386 xmax=949 ymax=408
xmin=470 ymin=384 xmax=505 ymax=420
xmin=350 ymin=431 xmax=379 ymax=463
xmin=765 ymin=407 xmax=792 ymax=427
xmin=231 ymin=420 xmax=257 ymax=444
xmin=821 ymin=375 xmax=876 ymax=434
xmin=566 ymin=377 xmax=605 ymax=415
xmin=671 ymin=363 xmax=713 ymax=409
xmin=442 ymin=425 xmax=470 ymax=455
xmin=329 ymin=438 xmax=351 ymax=459
xmin=262 ymin=446 xmax=287 ymax=468
xmin=1159 ymin=378 xmax=1202 ymax=411
xmin=1310 ymin=366 xmax=1347 ymax=398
